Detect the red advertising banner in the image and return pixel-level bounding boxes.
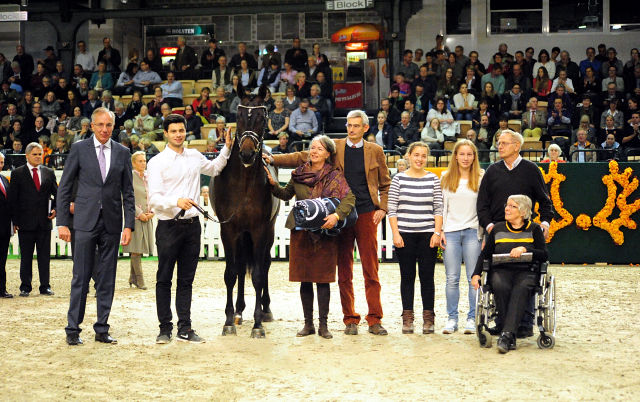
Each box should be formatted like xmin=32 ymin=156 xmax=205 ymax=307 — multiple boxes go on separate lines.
xmin=334 ymin=82 xmax=363 ymax=109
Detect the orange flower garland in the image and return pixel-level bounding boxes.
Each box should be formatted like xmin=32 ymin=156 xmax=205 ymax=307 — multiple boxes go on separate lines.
xmin=533 ymin=162 xmax=573 ymax=242
xmin=592 ymin=160 xmax=640 ymax=245
xmin=576 ymin=214 xmax=591 ymax=230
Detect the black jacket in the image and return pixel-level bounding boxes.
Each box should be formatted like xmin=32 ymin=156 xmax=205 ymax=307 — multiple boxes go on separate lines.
xmin=0 ymin=176 xmax=11 ymax=237
xmin=367 ymin=122 xmax=394 ymax=150
xmin=9 ymin=164 xmax=57 ymax=231
xmin=97 ymin=47 xmax=122 ymax=72
xmin=175 ymin=45 xmax=198 ymax=71
xmin=393 ymin=122 xmax=420 ymax=148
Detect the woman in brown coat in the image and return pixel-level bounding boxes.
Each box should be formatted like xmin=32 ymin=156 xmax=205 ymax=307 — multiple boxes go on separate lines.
xmin=265 ymin=135 xmax=355 ymax=339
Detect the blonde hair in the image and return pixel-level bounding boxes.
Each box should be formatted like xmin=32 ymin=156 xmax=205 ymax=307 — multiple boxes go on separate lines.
xmin=407 ymin=141 xmax=430 ymax=157
xmin=131 ymin=151 xmax=146 ymax=163
xmin=441 ymin=140 xmax=482 ymax=193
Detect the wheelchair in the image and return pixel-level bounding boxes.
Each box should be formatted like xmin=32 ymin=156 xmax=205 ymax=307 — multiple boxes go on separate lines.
xmin=474 ymin=255 xmax=556 ymax=350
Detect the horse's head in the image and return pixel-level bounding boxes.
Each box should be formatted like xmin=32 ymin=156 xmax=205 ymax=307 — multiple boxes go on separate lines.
xmin=236 ymin=94 xmax=267 ymax=167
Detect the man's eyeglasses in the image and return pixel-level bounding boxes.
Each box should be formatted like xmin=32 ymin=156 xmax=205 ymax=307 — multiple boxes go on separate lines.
xmin=94 ymin=123 xmax=114 ymax=130
xmin=496 ymin=141 xmax=516 ymax=148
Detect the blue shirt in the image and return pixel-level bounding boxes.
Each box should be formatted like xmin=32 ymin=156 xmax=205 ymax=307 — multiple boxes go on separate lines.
xmin=161 ymin=81 xmax=183 ymax=99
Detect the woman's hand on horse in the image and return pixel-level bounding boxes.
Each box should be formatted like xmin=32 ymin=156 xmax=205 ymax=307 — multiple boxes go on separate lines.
xmin=263 ymin=166 xmax=276 ymax=186
xmin=321 ymin=214 xmax=338 ymax=229
xmin=177 ymin=198 xmax=197 ymax=210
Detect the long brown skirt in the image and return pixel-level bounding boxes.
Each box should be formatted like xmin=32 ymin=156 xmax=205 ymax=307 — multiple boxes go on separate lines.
xmin=288 ymin=229 xmax=338 ymax=283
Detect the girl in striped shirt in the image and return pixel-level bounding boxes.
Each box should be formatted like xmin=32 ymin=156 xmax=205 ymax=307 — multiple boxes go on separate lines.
xmin=388 ymin=142 xmax=443 ymax=335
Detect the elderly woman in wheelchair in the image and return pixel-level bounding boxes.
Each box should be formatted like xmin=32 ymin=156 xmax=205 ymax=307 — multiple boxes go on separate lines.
xmin=471 ymin=194 xmax=549 ymax=354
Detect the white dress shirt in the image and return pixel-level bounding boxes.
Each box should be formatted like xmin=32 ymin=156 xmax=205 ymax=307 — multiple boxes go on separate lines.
xmin=346 ymin=138 xmax=364 ymax=148
xmin=75 ymin=51 xmax=96 ymax=72
xmin=93 ymin=136 xmax=111 ymax=175
xmin=148 ymin=145 xmax=231 ymax=220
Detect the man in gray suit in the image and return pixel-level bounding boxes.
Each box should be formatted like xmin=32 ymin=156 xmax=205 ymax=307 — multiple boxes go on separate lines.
xmin=57 ymin=107 xmax=136 ymax=346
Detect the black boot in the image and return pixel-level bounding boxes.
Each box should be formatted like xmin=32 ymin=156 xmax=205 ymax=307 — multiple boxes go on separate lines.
xmin=297 ymin=282 xmax=315 ymax=337
xmin=317 ymin=283 xmax=332 ymax=339
xmin=497 ymin=332 xmax=516 ymax=354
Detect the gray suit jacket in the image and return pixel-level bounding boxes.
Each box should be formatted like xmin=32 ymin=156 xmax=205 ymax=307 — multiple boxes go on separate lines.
xmin=57 ymin=135 xmax=135 ymax=234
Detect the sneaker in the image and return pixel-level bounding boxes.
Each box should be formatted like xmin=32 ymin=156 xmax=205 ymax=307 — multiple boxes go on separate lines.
xmin=176 ymin=329 xmax=205 ymax=343
xmin=464 ymin=319 xmax=476 ymax=334
xmin=156 ymin=331 xmax=172 ymax=344
xmin=442 ymin=319 xmax=458 ymax=334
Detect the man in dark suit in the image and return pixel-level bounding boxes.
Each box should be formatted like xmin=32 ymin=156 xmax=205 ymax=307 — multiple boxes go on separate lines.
xmin=10 ymin=142 xmax=57 ymax=297
xmin=57 ymin=107 xmax=135 ymax=346
xmin=0 ymin=154 xmax=13 ymax=298
xmin=173 ymin=36 xmax=198 ymax=80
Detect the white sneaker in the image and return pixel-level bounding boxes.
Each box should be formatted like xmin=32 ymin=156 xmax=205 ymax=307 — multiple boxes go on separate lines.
xmin=442 ymin=319 xmax=458 ymax=334
xmin=464 ymin=319 xmax=476 ymax=334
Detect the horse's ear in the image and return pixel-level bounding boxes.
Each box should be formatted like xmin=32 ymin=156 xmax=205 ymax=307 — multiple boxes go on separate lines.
xmin=258 ymin=84 xmax=268 ymax=101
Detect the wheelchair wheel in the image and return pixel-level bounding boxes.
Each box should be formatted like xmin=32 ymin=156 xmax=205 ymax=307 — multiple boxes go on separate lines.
xmin=537 ymin=333 xmax=555 ymax=349
xmin=543 ymin=275 xmax=557 ymax=336
xmin=479 ymin=330 xmax=493 ymax=348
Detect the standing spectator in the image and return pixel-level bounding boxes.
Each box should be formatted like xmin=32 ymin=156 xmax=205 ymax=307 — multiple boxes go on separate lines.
xmin=570 ymin=129 xmax=596 ymax=162
xmin=211 ymin=55 xmax=233 ymax=90
xmin=388 ymin=141 xmax=443 ymax=334
xmin=0 ymin=53 xmax=13 ymax=85
xmin=161 ymin=72 xmax=183 ymax=108
xmin=556 ymin=51 xmax=580 ymax=82
xmin=11 ymin=143 xmax=57 ymax=297
xmin=580 ymin=47 xmax=602 ymax=79
xmin=397 ymin=50 xmax=419 ymax=84
xmin=270 ymin=110 xmax=392 ymax=336
xmin=13 ymin=45 xmax=34 ymax=77
xmin=97 ymin=37 xmax=122 ymax=72
xmin=440 ymin=139 xmax=483 ymax=335
xmin=289 ymin=98 xmax=318 ymax=142
xmin=57 ymin=107 xmax=135 ymax=346
xmin=143 ymin=49 xmax=162 ymax=73
xmin=122 ymin=151 xmax=154 ymax=290
xmin=261 ymin=44 xmax=281 ymax=70
xmin=74 ymin=41 xmax=95 ymax=72
xmin=534 ymin=49 xmax=555 ymax=80
xmin=429 ymin=34 xmax=451 ymax=57
xmin=310 ymin=43 xmax=329 ymax=68
xmin=229 ymin=42 xmax=258 ymax=71
xmin=173 ymin=36 xmax=198 ymax=80
xmin=89 ymin=61 xmax=114 ymax=93
xmin=284 ymin=38 xmax=308 ymax=72
xmin=0 ymin=154 xmax=12 ymax=297
xmin=200 ymin=38 xmax=225 ymax=72
xmin=523 ymin=47 xmax=536 ymax=78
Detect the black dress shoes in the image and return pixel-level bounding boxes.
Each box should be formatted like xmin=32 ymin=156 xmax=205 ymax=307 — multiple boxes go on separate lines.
xmin=67 ymin=334 xmax=83 ymax=346
xmin=516 ymin=326 xmax=534 ymax=339
xmin=0 ymin=291 xmax=13 ymax=298
xmin=19 ymin=291 xmax=29 ymax=297
xmin=95 ymin=332 xmax=117 ymax=344
xmin=40 ymin=288 xmax=55 ymax=296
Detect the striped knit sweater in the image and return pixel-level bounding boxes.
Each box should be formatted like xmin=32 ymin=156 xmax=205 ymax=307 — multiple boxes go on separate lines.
xmin=388 ymin=172 xmax=443 ymax=233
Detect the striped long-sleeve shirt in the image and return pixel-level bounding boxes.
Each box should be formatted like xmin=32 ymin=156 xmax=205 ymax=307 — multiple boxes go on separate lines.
xmin=388 ymin=172 xmax=443 ymax=233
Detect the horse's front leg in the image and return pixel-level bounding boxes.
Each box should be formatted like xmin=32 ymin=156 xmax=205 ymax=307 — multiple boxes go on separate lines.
xmin=221 ymin=232 xmax=237 ymax=336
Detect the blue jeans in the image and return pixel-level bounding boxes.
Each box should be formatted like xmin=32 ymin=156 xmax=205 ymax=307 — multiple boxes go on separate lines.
xmin=443 ymin=227 xmax=481 ymax=322
xmin=456 ymin=112 xmax=474 ymax=121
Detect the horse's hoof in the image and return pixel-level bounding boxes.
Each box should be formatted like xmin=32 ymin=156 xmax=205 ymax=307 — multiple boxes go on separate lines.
xmin=262 ymin=312 xmax=274 ymax=322
xmin=251 ymin=328 xmax=266 ymax=338
xmin=234 ymin=314 xmax=243 ymax=325
xmin=222 ymin=325 xmax=237 ymax=336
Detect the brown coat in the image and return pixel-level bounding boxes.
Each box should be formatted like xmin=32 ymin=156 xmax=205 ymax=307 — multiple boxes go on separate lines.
xmin=272 ymin=138 xmax=392 ymax=212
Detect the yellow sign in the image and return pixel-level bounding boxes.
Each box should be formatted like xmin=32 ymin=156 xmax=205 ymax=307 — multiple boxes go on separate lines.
xmin=332 ymin=67 xmax=344 ymax=83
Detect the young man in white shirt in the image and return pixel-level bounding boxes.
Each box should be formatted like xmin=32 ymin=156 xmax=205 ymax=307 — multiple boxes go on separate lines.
xmin=148 ymin=113 xmax=232 ymax=344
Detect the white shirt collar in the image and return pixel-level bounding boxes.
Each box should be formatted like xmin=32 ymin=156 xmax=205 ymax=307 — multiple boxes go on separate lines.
xmin=93 ymin=136 xmax=111 ymax=149
xmin=503 ymin=155 xmax=523 ymax=171
xmin=346 ymin=138 xmax=364 ymax=148
xmin=27 ymin=162 xmax=39 ymax=171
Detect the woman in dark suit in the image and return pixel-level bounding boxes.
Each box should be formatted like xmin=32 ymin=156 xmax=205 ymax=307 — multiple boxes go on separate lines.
xmin=265 ymin=135 xmax=355 ymax=340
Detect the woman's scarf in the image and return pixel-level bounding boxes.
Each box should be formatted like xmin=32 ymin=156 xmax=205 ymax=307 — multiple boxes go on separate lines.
xmin=291 ymin=161 xmax=350 ymax=200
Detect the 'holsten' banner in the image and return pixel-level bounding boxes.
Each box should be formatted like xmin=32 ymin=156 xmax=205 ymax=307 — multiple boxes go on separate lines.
xmin=334 ymin=82 xmax=363 ymax=109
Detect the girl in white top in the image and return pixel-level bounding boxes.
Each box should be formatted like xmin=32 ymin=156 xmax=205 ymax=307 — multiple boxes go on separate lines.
xmin=439 ymin=139 xmax=484 ymax=335
xmin=426 ymin=98 xmax=456 ymax=138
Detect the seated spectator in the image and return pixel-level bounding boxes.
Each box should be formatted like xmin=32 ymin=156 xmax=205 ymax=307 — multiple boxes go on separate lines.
xmin=475 ymin=114 xmax=495 ymax=145
xmin=409 ymin=84 xmax=430 ymax=118
xmin=8 ymin=62 xmax=28 ymax=94
xmin=600 ymin=98 xmax=624 ymax=129
xmin=0 ymin=82 xmax=21 ymax=109
xmin=26 ymin=116 xmax=50 ymax=144
xmin=492 ymin=117 xmax=510 ymax=149
xmin=572 ymin=115 xmax=597 ymax=144
xmin=89 ymin=61 xmax=114 ymax=93
xmin=228 ymin=86 xmax=245 ymax=121
xmin=212 ymin=86 xmax=232 ymax=120
xmin=236 ymin=59 xmax=257 ymax=89
xmin=580 ymin=47 xmax=602 ymax=79
xmin=143 ymin=49 xmax=163 ymax=73
xmin=473 ymin=99 xmax=496 ymax=130
xmin=423 ymin=52 xmax=443 ymax=80
xmin=138 ymin=137 xmax=159 ymax=154
xmin=34 ymin=75 xmax=53 ymax=100
xmin=623 ymin=48 xmax=640 ymax=78
xmin=413 ymin=65 xmax=438 ymax=101
xmin=72 ymin=118 xmax=92 ymax=143
xmin=100 ymin=90 xmax=115 ymax=111
xmin=119 ymin=119 xmax=137 ymax=143
xmin=76 ymin=78 xmax=89 ymax=102
xmin=267 ymin=97 xmax=291 ymax=140
xmin=599 ymin=133 xmax=621 ymax=161
xmin=147 ymin=87 xmax=166 ymax=117
xmin=65 ymin=89 xmax=80 ymax=116
xmin=397 ymin=49 xmax=419 ymax=84
xmin=262 ymin=87 xmax=275 ymax=112
xmin=367 ymin=111 xmax=393 ymax=150
xmin=481 ymin=64 xmax=505 ymax=96
xmin=211 ymin=55 xmax=233 ymax=90
xmin=548 ymin=84 xmax=574 ymax=116
xmin=209 ymin=116 xmax=229 ymax=144
xmin=393 ymin=111 xmax=420 ymax=150
xmin=626 ymin=65 xmax=640 ymax=100
xmin=572 ymin=95 xmax=599 ymax=129
xmin=283 ymin=85 xmax=300 ymax=112
xmin=600 ymin=115 xmax=622 ymax=144
xmin=501 ymin=84 xmax=526 ymax=120
xmin=183 ymin=104 xmax=202 ymax=140
xmin=426 ymin=97 xmax=456 ymax=139
xmin=598 ymin=82 xmax=624 ymax=113
xmin=279 ymin=62 xmax=298 ymax=92
xmin=481 ymin=82 xmax=500 ymax=115
xmin=466 ymin=128 xmax=489 ymax=163
xmin=540 ymin=144 xmax=566 ymax=163
xmin=556 ymin=51 xmax=580 ymax=83
xmin=134 ymin=105 xmax=157 ymax=140
xmin=70 ymin=64 xmax=85 ymax=89
xmin=533 ymin=49 xmax=555 ymax=80
xmin=551 ymin=68 xmax=576 ymax=100
xmin=133 ymin=60 xmax=162 ymax=95
xmin=38 ymin=135 xmax=52 ymax=159
xmin=388 ymin=86 xmax=405 ymax=116
xmin=82 ymin=89 xmax=100 ymax=117
xmin=620 ymin=111 xmax=640 ymax=151
xmin=453 ymin=82 xmax=475 ymax=121
xmin=48 ymin=136 xmax=69 ymax=169
xmin=602 ymin=65 xmax=625 ymax=93
xmin=308 ymin=84 xmax=329 ymax=131
xmin=487 ymin=53 xmax=510 ymax=77
xmin=391 ymin=159 xmax=408 ymax=179
xmin=129 ymin=134 xmax=141 ymax=153
xmin=225 ymin=74 xmax=244 ymax=98
xmin=533 ymin=66 xmax=552 ymax=100
xmin=205 ymin=138 xmax=217 ymax=153
xmin=114 ymin=62 xmax=138 ymax=95
xmin=570 ymin=129 xmax=596 ymax=162
xmin=1 ymin=103 xmax=23 ymax=136
xmin=192 ymin=87 xmax=214 ymax=121
xmin=380 ymin=98 xmax=400 ymax=128
xmin=125 ymin=91 xmax=144 ymax=117
xmin=436 ymin=67 xmax=457 ymax=101
xmin=160 ymin=71 xmax=183 ymax=108
xmin=625 ymin=97 xmax=639 ymax=123
xmin=272 ymin=132 xmax=292 ymax=154
xmin=506 ymin=63 xmax=531 ymax=98
xmin=30 ymin=63 xmax=48 ymax=95
xmin=288 ymin=98 xmax=318 ymax=142
xmin=4 ymin=138 xmax=26 ymax=170
xmin=547 ymin=97 xmax=572 ymax=141
xmin=468 ymin=51 xmax=486 ymax=78
xmin=52 ymin=77 xmax=69 ymax=104
xmin=315 ymin=71 xmax=333 ymax=108
xmin=403 ymin=98 xmax=424 ymax=129
xmin=294 ymin=72 xmax=312 ymax=99
xmin=4 ymin=119 xmax=22 ymax=149
xmin=420 ymin=116 xmax=445 ymax=153
xmin=68 ymin=106 xmax=83 ymax=132
xmin=257 ymin=58 xmax=281 ymax=94
xmin=601 ymin=47 xmax=624 ymax=79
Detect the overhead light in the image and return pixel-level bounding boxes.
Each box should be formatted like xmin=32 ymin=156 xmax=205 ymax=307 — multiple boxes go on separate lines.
xmin=578 ymin=25 xmax=586 ymax=29
xmin=612 ymin=24 xmax=622 ymax=29
xmin=21 ymin=0 xmax=27 ymax=6
xmin=121 ymin=0 xmax=128 ymax=3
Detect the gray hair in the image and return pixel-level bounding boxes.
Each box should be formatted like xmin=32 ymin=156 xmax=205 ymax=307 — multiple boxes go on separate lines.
xmin=400 ymin=111 xmax=410 ymax=118
xmin=139 ymin=137 xmax=152 ymax=147
xmin=10 ymin=61 xmax=19 ymax=69
xmin=79 ymin=78 xmax=88 ymax=84
xmin=131 ymin=150 xmax=146 ymax=163
xmin=92 ymin=107 xmax=115 ymax=124
xmin=216 ymin=116 xmax=226 ymax=124
xmin=346 ymin=110 xmax=370 ymax=126
xmin=311 ymin=134 xmax=336 ymax=156
xmin=548 ymin=143 xmax=562 ymax=155
xmin=114 ymin=101 xmax=124 ymax=109
xmin=124 ymin=119 xmax=134 ymax=129
xmin=130 ymin=134 xmax=140 ymax=142
xmin=508 ymin=194 xmax=533 ymax=220
xmin=499 ymin=130 xmax=524 ymax=149
xmin=25 ymin=142 xmax=43 ymax=154
xmin=396 ymin=159 xmax=408 ymax=168
xmin=311 ymin=84 xmax=321 ymax=92
xmin=81 ymin=118 xmax=91 ymax=125
xmin=102 ymin=90 xmax=112 ymax=98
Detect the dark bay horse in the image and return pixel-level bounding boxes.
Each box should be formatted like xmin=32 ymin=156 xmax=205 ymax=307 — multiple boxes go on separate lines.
xmin=211 ymin=94 xmax=279 ymax=338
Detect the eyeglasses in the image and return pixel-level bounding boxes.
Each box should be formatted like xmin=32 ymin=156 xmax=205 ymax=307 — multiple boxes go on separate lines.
xmin=504 ymin=203 xmax=518 ymax=210
xmin=345 ymin=124 xmax=362 ymax=129
xmin=94 ymin=123 xmax=114 ymax=130
xmin=496 ymin=141 xmax=516 ymax=148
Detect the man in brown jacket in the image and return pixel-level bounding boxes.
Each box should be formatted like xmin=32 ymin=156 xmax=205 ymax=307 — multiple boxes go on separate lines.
xmin=268 ymin=110 xmax=392 ymax=335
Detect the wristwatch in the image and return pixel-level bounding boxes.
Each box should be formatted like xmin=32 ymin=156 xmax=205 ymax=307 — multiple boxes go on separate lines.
xmin=434 ymin=231 xmax=441 ymax=236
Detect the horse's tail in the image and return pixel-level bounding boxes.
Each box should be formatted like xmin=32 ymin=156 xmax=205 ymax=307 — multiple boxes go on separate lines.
xmin=235 ymin=232 xmax=254 ymax=278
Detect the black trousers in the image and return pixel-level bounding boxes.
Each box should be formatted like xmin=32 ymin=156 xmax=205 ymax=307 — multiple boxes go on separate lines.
xmin=395 ymin=232 xmax=438 ymax=311
xmin=66 ymin=216 xmax=120 ymax=335
xmin=0 ymin=235 xmax=10 ymax=293
xmin=18 ymin=228 xmax=51 ymax=293
xmin=491 ymin=268 xmax=537 ymax=334
xmin=164 ymin=97 xmax=183 ymax=109
xmin=155 ymin=218 xmax=201 ymax=333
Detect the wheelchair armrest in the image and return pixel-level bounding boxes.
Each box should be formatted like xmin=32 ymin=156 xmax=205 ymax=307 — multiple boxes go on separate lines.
xmin=539 ymin=261 xmax=549 ymax=274
xmin=483 ymin=260 xmax=490 ymax=272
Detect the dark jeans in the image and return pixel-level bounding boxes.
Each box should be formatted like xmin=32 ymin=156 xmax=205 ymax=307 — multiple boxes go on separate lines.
xmin=491 ymin=268 xmax=537 ymax=334
xmin=155 ymin=218 xmax=201 ymax=333
xmin=0 ymin=235 xmax=9 ymax=293
xmin=395 ymin=232 xmax=438 ymax=311
xmin=18 ymin=229 xmax=51 ymax=293
xmin=164 ymin=97 xmax=184 ymax=109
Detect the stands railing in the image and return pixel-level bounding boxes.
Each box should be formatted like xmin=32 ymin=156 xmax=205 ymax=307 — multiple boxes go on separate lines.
xmin=289 ymin=141 xmax=310 ymax=152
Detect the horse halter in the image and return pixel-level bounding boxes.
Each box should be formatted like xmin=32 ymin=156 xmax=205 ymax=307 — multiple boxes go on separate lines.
xmin=237 ymin=105 xmax=268 ymax=148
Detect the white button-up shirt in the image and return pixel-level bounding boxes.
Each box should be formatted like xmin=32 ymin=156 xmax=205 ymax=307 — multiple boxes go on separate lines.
xmin=75 ymin=51 xmax=96 ymax=72
xmin=148 ymin=145 xmax=230 ymax=220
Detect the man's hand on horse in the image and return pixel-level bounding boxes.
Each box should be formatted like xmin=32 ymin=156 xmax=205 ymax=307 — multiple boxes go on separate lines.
xmin=224 ymin=128 xmax=233 ymax=148
xmin=263 ymin=166 xmax=276 ymax=186
xmin=177 ymin=198 xmax=197 ymax=210
xmin=262 ymin=153 xmax=273 ymax=165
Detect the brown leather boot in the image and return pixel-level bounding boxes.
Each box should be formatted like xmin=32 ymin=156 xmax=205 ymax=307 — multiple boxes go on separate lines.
xmin=402 ymin=310 xmax=414 ymax=334
xmin=423 ymin=310 xmax=435 ymax=334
